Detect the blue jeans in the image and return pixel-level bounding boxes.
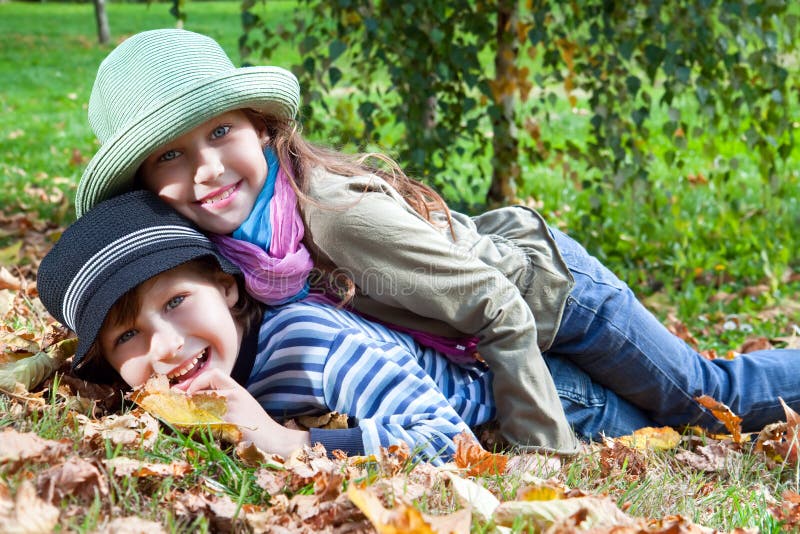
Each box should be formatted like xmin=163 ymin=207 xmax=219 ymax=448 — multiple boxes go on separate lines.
xmin=545 ymin=227 xmax=800 ymax=439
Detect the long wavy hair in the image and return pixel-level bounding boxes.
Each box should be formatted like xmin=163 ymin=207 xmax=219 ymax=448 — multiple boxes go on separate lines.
xmin=245 ymin=111 xmax=455 ymax=304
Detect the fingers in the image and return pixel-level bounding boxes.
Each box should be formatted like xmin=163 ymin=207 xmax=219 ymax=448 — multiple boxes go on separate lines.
xmin=183 ymin=368 xmax=237 ymax=395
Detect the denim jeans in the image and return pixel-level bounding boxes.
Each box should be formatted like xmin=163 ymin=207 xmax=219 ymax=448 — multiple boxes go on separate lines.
xmin=545 ymin=227 xmax=800 ymax=439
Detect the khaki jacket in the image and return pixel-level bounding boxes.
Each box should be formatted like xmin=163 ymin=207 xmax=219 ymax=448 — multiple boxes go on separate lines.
xmin=301 ymin=167 xmax=579 ymax=454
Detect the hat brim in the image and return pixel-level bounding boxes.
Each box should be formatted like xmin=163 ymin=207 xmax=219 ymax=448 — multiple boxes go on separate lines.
xmin=72 ymin=246 xmax=240 ymax=372
xmin=76 ymin=66 xmax=300 ymax=217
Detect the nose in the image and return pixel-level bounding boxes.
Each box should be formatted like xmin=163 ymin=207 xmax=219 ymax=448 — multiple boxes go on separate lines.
xmin=149 ymin=323 xmax=185 ymax=364
xmin=194 ymin=147 xmax=224 ymax=184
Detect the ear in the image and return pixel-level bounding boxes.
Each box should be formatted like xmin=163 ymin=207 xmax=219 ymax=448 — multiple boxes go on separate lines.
xmin=218 ymin=273 xmax=239 ymax=308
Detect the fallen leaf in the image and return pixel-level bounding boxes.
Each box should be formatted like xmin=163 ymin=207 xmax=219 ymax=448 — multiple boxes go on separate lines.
xmin=73 ymin=410 xmax=159 ymax=450
xmin=0 ymin=267 xmax=20 ymax=291
xmin=0 ymin=428 xmax=71 ymax=473
xmin=675 ymin=443 xmax=736 ymax=472
xmin=0 ymin=337 xmax=77 ymax=392
xmin=36 ymin=456 xmax=108 ymax=504
xmin=92 ymin=516 xmax=168 ymax=534
xmin=296 ymin=411 xmax=350 ymax=430
xmin=235 ymin=441 xmax=285 ymax=468
xmin=104 ymin=457 xmax=192 ymax=478
xmin=740 ymin=336 xmax=773 ymax=353
xmin=617 ymin=426 xmax=682 ymax=450
xmin=492 ymin=495 xmax=635 ymax=529
xmin=695 ymin=395 xmax=743 ymax=443
xmin=453 ymin=431 xmax=508 ymax=476
xmin=0 ymin=331 xmax=38 ymax=363
xmin=770 ymin=491 xmax=800 ymax=530
xmin=444 ymin=471 xmax=499 ymax=523
xmin=599 ymin=438 xmax=648 ymax=478
xmin=0 ymin=480 xmax=60 ymax=533
xmin=347 ymin=484 xmax=470 ymax=533
xmin=129 ymin=375 xmax=242 ymax=443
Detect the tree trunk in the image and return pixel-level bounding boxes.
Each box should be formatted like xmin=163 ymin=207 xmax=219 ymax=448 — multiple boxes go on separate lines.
xmin=93 ymin=0 xmax=110 ymax=45
xmin=488 ymin=0 xmax=520 ymax=205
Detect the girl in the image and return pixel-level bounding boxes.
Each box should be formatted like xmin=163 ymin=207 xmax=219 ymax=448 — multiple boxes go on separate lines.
xmin=38 ymin=190 xmax=651 ymax=462
xmin=73 ymin=29 xmax=800 ymax=454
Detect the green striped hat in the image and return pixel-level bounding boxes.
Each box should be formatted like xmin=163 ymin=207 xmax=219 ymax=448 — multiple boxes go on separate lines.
xmin=75 ymin=29 xmax=300 ymax=217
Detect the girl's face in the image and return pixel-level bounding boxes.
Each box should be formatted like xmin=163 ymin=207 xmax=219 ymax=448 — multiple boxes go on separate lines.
xmin=139 ymin=110 xmax=268 ymax=234
xmin=99 ymin=263 xmax=243 ymax=390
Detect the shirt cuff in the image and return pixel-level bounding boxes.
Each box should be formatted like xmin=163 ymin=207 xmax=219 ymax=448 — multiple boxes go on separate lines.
xmin=308 ymin=427 xmax=366 ymax=457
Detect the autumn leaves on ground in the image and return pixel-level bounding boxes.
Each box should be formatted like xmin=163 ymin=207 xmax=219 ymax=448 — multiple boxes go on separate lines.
xmin=3 ymin=214 xmax=800 ymax=533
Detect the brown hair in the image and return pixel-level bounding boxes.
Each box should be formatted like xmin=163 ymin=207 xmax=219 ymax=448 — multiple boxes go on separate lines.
xmin=244 ymin=110 xmax=454 ymax=303
xmin=81 ymin=257 xmax=264 ymax=379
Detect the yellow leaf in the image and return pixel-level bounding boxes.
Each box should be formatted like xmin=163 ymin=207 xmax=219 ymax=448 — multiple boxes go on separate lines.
xmin=130 ymin=375 xmax=242 ymax=443
xmin=617 ymin=426 xmax=681 ymax=450
xmin=347 ymin=485 xmax=470 ymax=534
xmin=517 ymin=485 xmax=564 ymax=501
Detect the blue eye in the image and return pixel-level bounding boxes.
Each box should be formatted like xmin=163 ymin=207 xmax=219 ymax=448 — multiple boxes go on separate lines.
xmin=166 ymin=295 xmax=185 ymax=311
xmin=159 ymin=149 xmax=180 ymax=162
xmin=211 ymin=125 xmax=231 ymax=140
xmin=116 ymin=329 xmax=137 ymax=346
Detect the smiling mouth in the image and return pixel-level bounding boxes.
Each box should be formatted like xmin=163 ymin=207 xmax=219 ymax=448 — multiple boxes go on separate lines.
xmin=167 ymin=349 xmax=209 ymax=385
xmin=199 ymin=183 xmax=238 ymax=206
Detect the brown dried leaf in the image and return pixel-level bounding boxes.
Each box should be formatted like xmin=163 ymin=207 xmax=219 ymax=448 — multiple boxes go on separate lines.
xmin=0 ymin=428 xmax=71 ymax=474
xmin=493 ymin=495 xmax=635 ymax=529
xmin=92 ymin=516 xmax=168 ymax=534
xmin=296 ymin=411 xmax=350 ymax=430
xmin=73 ymin=409 xmax=159 ymax=450
xmin=695 ymin=395 xmax=743 ymax=443
xmin=675 ymin=443 xmax=735 ymax=472
xmin=0 ymin=331 xmax=38 ymax=364
xmin=599 ymin=438 xmax=648 ymax=478
xmin=104 ymin=457 xmax=192 ymax=478
xmin=36 ymin=456 xmax=108 ymax=504
xmin=453 ymin=431 xmax=508 ymax=476
xmin=740 ymin=335 xmax=773 ymax=353
xmin=617 ymin=426 xmax=682 ymax=450
xmin=347 ymin=484 xmax=469 ymax=534
xmin=770 ymin=491 xmax=800 ymax=530
xmin=0 ymin=267 xmax=20 ymax=291
xmin=0 ymin=480 xmax=60 ymax=533
xmin=235 ymin=440 xmax=286 ymax=468
xmin=129 ymin=375 xmax=242 ymax=443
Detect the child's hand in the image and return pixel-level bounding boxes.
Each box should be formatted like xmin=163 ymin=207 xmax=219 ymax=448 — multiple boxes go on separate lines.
xmin=184 ymin=369 xmax=310 ymax=457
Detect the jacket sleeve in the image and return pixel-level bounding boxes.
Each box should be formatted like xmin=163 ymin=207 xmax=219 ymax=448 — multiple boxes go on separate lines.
xmin=321 ymin=329 xmax=476 ymax=464
xmin=304 ymin=179 xmax=579 ymax=453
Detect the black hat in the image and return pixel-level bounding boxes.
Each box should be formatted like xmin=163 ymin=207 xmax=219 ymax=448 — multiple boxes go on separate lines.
xmin=37 ymin=190 xmax=240 ymax=375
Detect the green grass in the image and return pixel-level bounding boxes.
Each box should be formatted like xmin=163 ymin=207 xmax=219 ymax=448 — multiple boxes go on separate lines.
xmin=0 ymin=0 xmax=298 ymax=225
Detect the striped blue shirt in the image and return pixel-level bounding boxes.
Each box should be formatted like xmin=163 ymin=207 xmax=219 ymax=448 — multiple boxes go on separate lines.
xmin=244 ymin=301 xmax=495 ymax=463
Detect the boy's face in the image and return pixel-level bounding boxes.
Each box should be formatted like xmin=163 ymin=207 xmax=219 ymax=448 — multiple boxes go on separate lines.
xmin=139 ymin=110 xmax=268 ymax=235
xmin=99 ymin=263 xmax=244 ymax=390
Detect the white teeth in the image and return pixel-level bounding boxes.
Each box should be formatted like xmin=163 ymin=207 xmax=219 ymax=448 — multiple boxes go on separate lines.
xmin=202 ymin=187 xmax=235 ymax=205
xmin=167 ymin=349 xmax=207 ymax=380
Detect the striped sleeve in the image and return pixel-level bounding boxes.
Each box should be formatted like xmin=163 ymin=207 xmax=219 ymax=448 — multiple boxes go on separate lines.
xmin=245 ymin=302 xmax=488 ymax=464
xmin=322 ymin=329 xmax=475 ymax=464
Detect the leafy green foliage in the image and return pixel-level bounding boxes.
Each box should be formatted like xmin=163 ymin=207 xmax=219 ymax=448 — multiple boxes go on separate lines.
xmin=240 ymin=0 xmax=799 ymax=312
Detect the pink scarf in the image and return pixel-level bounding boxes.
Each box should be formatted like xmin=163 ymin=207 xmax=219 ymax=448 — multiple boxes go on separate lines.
xmin=211 ymin=167 xmax=312 ymax=305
